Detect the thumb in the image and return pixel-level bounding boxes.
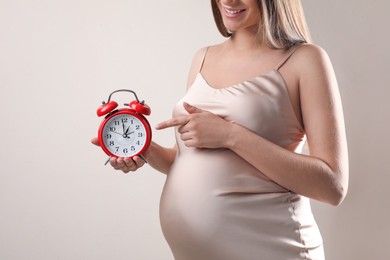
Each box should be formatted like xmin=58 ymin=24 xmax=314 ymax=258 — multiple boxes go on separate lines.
xmin=183 ymin=102 xmax=203 ymax=114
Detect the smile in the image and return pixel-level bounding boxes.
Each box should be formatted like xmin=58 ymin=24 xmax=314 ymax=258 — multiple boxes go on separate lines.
xmin=223 ymin=7 xmax=246 ymax=17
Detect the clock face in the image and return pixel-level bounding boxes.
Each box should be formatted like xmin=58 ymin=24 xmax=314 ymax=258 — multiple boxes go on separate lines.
xmin=99 ymin=110 xmax=151 ymax=158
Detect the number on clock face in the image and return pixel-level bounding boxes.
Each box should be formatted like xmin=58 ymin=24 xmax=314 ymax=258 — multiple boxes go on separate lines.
xmin=101 ymin=114 xmax=147 ymax=157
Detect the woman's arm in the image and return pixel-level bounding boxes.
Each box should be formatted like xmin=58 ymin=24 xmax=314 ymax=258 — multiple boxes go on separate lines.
xmin=227 ymin=45 xmax=349 ymax=205
xmin=142 ymin=142 xmax=177 ymax=174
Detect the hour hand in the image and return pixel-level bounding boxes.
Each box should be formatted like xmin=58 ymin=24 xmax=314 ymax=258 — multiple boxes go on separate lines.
xmin=125 ymin=126 xmax=130 ymax=135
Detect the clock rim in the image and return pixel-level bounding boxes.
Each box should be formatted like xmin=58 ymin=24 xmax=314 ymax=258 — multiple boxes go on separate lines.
xmin=98 ymin=108 xmax=152 ymax=158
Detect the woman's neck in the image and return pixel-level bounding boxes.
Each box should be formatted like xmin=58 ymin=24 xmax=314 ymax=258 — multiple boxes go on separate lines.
xmin=226 ymin=28 xmax=269 ymax=53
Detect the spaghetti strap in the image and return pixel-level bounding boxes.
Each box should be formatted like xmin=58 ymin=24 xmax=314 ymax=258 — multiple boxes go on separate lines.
xmin=198 ymin=46 xmax=209 ymax=73
xmin=275 ymin=44 xmax=303 ymax=71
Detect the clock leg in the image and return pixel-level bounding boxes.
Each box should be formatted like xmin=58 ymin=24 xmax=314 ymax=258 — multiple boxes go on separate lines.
xmin=139 ymin=154 xmax=148 ymax=164
xmin=104 ymin=156 xmax=112 ymax=165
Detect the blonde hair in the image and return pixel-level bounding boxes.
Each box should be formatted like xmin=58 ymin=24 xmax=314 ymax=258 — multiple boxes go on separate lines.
xmin=211 ymin=0 xmax=312 ymax=49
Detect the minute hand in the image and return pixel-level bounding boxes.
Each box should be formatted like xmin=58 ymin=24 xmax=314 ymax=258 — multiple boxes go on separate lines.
xmin=110 ymin=130 xmax=123 ymax=136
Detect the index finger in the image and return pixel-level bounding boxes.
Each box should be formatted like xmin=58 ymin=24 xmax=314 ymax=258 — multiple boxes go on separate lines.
xmin=155 ymin=116 xmax=189 ymax=130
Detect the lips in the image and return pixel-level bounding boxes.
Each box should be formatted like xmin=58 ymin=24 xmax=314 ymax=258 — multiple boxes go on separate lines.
xmin=223 ymin=7 xmax=246 ymax=18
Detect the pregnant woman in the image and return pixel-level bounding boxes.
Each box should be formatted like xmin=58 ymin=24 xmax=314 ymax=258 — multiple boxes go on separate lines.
xmin=92 ymin=1 xmax=349 ymax=259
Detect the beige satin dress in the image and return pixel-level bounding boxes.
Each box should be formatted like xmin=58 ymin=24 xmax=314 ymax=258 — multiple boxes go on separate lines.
xmin=160 ymin=46 xmax=325 ymax=260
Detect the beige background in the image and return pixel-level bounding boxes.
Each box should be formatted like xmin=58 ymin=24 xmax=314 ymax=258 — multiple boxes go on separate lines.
xmin=0 ymin=0 xmax=389 ymax=259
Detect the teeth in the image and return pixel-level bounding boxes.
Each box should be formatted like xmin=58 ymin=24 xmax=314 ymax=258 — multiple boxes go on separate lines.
xmin=225 ymin=8 xmax=243 ymax=14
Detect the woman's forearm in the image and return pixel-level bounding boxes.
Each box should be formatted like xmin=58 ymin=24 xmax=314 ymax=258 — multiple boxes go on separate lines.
xmin=143 ymin=141 xmax=177 ymax=174
xmin=226 ymin=123 xmax=348 ymax=205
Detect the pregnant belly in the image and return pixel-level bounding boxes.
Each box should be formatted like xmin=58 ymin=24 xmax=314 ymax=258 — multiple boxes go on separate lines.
xmin=159 ymin=149 xmax=323 ymax=260
xmin=159 ymin=149 xmax=288 ymax=246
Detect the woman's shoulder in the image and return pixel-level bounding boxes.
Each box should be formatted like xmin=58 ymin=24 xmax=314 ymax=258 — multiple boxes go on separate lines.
xmin=186 ymin=44 xmax=224 ymax=88
xmin=292 ymin=43 xmax=331 ymax=66
xmin=286 ymin=43 xmax=333 ymax=77
xmin=190 ymin=46 xmax=209 ymax=67
xmin=191 ymin=43 xmax=224 ymax=60
xmin=186 ymin=46 xmax=210 ymax=88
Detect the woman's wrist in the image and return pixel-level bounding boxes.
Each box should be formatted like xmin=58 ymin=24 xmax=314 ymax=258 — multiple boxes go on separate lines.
xmin=224 ymin=122 xmax=241 ymax=150
xmin=142 ymin=141 xmax=156 ymax=160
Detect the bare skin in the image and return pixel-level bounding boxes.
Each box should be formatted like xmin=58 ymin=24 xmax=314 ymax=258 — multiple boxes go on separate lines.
xmin=92 ymin=0 xmax=348 ymax=205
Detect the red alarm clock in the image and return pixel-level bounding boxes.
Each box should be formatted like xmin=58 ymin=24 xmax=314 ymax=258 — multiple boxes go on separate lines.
xmin=96 ymin=89 xmax=152 ymax=164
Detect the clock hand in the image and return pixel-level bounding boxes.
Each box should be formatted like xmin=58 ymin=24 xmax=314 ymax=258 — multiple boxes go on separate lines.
xmin=122 ymin=122 xmax=126 ymax=134
xmin=123 ymin=125 xmax=134 ymax=137
xmin=110 ymin=130 xmax=123 ymax=136
xmin=124 ymin=131 xmax=134 ymax=138
xmin=125 ymin=125 xmax=131 ymax=135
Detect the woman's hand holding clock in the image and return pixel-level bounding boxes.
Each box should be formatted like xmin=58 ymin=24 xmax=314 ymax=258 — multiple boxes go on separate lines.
xmin=91 ymin=137 xmax=146 ymax=173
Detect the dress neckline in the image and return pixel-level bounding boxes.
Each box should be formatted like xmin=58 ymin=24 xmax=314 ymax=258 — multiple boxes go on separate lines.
xmin=194 ymin=70 xmax=305 ymax=131
xmin=197 ymin=69 xmax=279 ymax=90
